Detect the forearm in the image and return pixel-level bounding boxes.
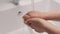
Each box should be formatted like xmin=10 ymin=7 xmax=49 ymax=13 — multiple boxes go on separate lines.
xmin=40 ymin=20 xmax=60 ymax=34
xmin=41 ymin=11 xmax=60 ymax=20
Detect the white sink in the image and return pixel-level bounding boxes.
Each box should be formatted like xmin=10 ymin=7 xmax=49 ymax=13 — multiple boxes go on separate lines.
xmin=54 ymin=0 xmax=60 ymax=3
xmin=0 ymin=3 xmax=16 ymax=11
xmin=0 ymin=0 xmax=60 ymax=34
xmin=19 ymin=0 xmax=43 ymax=6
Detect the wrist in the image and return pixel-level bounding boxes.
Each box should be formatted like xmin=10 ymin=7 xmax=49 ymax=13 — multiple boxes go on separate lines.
xmin=39 ymin=12 xmax=49 ymax=20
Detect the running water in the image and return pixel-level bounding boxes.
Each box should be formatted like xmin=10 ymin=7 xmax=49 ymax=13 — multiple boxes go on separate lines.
xmin=31 ymin=0 xmax=35 ymax=11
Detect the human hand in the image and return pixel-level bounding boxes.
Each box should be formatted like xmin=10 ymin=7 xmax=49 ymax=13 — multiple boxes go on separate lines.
xmin=23 ymin=11 xmax=47 ymax=33
xmin=23 ymin=11 xmax=47 ymax=21
xmin=24 ymin=18 xmax=46 ymax=33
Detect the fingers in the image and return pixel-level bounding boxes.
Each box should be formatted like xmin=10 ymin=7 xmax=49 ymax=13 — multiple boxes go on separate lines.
xmin=25 ymin=18 xmax=46 ymax=32
xmin=25 ymin=18 xmax=47 ymax=26
xmin=23 ymin=11 xmax=33 ymax=21
xmin=23 ymin=11 xmax=34 ymax=23
xmin=23 ymin=11 xmax=39 ymax=21
xmin=23 ymin=15 xmax=30 ymax=21
xmin=26 ymin=11 xmax=37 ymax=17
xmin=26 ymin=11 xmax=33 ymax=17
xmin=25 ymin=18 xmax=40 ymax=26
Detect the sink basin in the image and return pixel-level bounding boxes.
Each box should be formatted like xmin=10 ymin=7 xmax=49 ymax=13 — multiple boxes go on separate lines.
xmin=54 ymin=0 xmax=60 ymax=3
xmin=0 ymin=0 xmax=60 ymax=34
xmin=7 ymin=26 xmax=47 ymax=34
xmin=0 ymin=3 xmax=16 ymax=11
xmin=19 ymin=0 xmax=43 ymax=6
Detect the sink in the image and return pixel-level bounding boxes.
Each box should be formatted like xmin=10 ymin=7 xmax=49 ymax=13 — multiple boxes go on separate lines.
xmin=54 ymin=0 xmax=60 ymax=3
xmin=0 ymin=3 xmax=16 ymax=11
xmin=19 ymin=0 xmax=43 ymax=6
xmin=7 ymin=26 xmax=48 ymax=34
xmin=0 ymin=0 xmax=60 ymax=34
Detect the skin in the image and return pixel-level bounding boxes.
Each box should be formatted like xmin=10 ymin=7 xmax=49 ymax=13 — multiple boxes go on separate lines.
xmin=23 ymin=11 xmax=60 ymax=20
xmin=23 ymin=11 xmax=60 ymax=34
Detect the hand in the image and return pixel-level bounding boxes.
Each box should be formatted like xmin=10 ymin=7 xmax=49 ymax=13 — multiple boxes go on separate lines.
xmin=23 ymin=11 xmax=47 ymax=21
xmin=24 ymin=18 xmax=46 ymax=33
xmin=23 ymin=11 xmax=47 ymax=33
